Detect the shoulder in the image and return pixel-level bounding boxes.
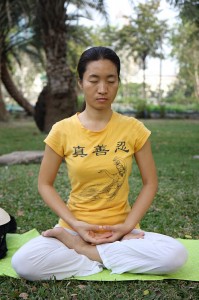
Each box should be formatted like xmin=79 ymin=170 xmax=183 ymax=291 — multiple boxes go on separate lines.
xmin=113 ymin=112 xmax=146 ymax=129
xmin=44 ymin=114 xmax=78 ymax=156
xmin=45 ymin=114 xmax=77 ymax=141
xmin=50 ymin=114 xmax=77 ymax=131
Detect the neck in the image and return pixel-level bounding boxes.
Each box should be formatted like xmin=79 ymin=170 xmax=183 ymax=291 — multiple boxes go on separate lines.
xmin=78 ymin=106 xmax=113 ymax=131
xmin=83 ymin=106 xmax=112 ymax=122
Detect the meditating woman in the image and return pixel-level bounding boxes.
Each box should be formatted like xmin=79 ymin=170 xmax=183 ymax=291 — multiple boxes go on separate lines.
xmin=12 ymin=46 xmax=188 ymax=280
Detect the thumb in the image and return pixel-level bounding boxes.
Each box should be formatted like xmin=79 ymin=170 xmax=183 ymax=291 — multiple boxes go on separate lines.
xmin=87 ymin=224 xmax=101 ymax=231
xmin=88 ymin=224 xmax=112 ymax=233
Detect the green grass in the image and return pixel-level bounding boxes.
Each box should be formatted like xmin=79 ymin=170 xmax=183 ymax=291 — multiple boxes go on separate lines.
xmin=0 ymin=118 xmax=46 ymax=155
xmin=0 ymin=118 xmax=199 ymax=299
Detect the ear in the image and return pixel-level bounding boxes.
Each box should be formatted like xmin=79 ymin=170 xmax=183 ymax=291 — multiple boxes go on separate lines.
xmin=78 ymin=79 xmax=83 ymax=90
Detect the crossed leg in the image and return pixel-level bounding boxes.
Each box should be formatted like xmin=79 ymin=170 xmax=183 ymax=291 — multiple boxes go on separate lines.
xmin=12 ymin=227 xmax=188 ymax=280
xmin=42 ymin=227 xmax=144 ymax=262
xmin=42 ymin=227 xmax=188 ymax=275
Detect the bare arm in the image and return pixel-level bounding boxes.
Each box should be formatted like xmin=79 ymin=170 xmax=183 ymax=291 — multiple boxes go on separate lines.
xmin=38 ymin=145 xmax=112 ymax=242
xmin=38 ymin=145 xmax=76 ymax=225
xmin=124 ymin=138 xmax=158 ymax=230
xmin=98 ymin=139 xmax=158 ymax=242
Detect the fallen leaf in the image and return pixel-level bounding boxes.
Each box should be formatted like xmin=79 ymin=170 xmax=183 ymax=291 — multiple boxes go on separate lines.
xmin=19 ymin=292 xmax=29 ymax=299
xmin=143 ymin=290 xmax=150 ymax=296
xmin=78 ymin=284 xmax=86 ymax=290
xmin=17 ymin=210 xmax=24 ymax=216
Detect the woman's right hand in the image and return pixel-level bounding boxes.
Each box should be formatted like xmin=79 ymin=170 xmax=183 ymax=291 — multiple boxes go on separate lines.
xmin=73 ymin=221 xmax=113 ymax=244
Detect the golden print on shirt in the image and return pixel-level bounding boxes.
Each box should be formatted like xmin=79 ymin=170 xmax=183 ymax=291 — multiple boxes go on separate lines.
xmin=79 ymin=157 xmax=126 ymax=201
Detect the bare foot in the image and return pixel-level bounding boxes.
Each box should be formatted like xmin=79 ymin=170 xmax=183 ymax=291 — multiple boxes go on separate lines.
xmin=42 ymin=227 xmax=65 ymax=238
xmin=121 ymin=231 xmax=145 ymax=241
xmin=42 ymin=227 xmax=102 ymax=262
xmin=42 ymin=227 xmax=87 ymax=250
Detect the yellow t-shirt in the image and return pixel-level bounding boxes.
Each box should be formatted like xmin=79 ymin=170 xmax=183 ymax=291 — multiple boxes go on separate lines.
xmin=44 ymin=112 xmax=151 ymax=230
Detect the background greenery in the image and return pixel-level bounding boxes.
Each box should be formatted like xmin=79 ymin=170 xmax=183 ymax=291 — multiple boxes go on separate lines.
xmin=1 ymin=0 xmax=199 ymax=131
xmin=0 ymin=117 xmax=198 ymax=299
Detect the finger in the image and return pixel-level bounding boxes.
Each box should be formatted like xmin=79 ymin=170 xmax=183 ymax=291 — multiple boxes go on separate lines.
xmin=94 ymin=235 xmax=119 ymax=244
xmin=88 ymin=225 xmax=114 ymax=235
xmin=88 ymin=230 xmax=95 ymax=238
xmin=99 ymin=225 xmax=114 ymax=231
xmin=94 ymin=231 xmax=113 ymax=239
xmin=86 ymin=234 xmax=115 ymax=245
xmin=87 ymin=224 xmax=105 ymax=232
xmin=90 ymin=238 xmax=112 ymax=245
xmin=87 ymin=230 xmax=112 ymax=238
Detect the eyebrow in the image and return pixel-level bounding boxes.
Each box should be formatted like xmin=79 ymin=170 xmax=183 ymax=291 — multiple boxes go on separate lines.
xmin=88 ymin=74 xmax=117 ymax=79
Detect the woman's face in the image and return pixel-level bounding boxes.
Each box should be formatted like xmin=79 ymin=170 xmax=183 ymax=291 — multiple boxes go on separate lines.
xmin=78 ymin=59 xmax=119 ymax=111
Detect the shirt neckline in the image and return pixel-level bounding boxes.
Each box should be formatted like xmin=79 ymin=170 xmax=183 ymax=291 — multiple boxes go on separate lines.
xmin=76 ymin=111 xmax=116 ymax=133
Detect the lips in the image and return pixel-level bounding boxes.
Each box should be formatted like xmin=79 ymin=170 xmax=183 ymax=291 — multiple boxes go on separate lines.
xmin=96 ymin=98 xmax=108 ymax=101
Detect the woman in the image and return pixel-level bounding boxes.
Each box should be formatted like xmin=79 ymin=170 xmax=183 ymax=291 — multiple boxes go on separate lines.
xmin=12 ymin=47 xmax=188 ymax=280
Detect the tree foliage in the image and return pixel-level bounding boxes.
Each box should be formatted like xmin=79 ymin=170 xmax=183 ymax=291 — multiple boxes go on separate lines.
xmin=116 ymin=0 xmax=168 ymax=99
xmin=0 ymin=0 xmax=36 ymax=120
xmin=169 ymin=0 xmax=199 ymax=30
xmin=168 ymin=1 xmax=199 ymax=103
xmin=0 ymin=0 xmax=107 ymax=129
xmin=33 ymin=0 xmax=108 ymax=132
xmin=170 ymin=21 xmax=199 ymax=101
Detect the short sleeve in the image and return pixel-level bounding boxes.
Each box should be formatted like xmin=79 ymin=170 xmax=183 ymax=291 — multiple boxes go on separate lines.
xmin=44 ymin=121 xmax=65 ymax=157
xmin=134 ymin=120 xmax=151 ymax=153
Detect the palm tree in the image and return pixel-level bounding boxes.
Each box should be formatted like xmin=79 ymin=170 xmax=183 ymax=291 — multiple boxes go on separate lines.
xmin=0 ymin=0 xmax=35 ymax=121
xmin=0 ymin=52 xmax=8 ymax=121
xmin=0 ymin=0 xmax=107 ymax=129
xmin=35 ymin=0 xmax=107 ymax=132
xmin=1 ymin=60 xmax=35 ymax=115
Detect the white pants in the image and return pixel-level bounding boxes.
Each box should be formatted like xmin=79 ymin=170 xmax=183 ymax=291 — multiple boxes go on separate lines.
xmin=11 ymin=229 xmax=188 ymax=281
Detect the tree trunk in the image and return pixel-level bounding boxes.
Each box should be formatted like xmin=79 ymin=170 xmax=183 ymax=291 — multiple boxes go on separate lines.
xmin=0 ymin=89 xmax=8 ymax=121
xmin=1 ymin=61 xmax=35 ymax=116
xmin=0 ymin=41 xmax=8 ymax=121
xmin=158 ymin=42 xmax=163 ymax=104
xmin=194 ymin=64 xmax=199 ymax=100
xmin=142 ymin=58 xmax=146 ymax=100
xmin=35 ymin=0 xmax=77 ymax=133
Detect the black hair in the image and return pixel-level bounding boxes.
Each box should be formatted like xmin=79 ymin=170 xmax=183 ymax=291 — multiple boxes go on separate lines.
xmin=77 ymin=46 xmax=120 ymax=81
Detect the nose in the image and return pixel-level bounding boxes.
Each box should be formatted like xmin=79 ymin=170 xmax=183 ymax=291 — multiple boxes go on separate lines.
xmin=98 ymin=82 xmax=108 ymax=94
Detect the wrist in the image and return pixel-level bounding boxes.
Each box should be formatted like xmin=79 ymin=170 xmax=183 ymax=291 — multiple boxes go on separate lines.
xmin=70 ymin=220 xmax=83 ymax=232
xmin=123 ymin=221 xmax=135 ymax=233
xmin=66 ymin=218 xmax=79 ymax=231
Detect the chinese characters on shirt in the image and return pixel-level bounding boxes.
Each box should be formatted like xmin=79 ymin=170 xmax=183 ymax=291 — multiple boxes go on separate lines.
xmin=73 ymin=141 xmax=129 ymax=157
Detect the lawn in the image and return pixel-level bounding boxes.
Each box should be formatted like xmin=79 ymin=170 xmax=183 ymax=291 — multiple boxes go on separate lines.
xmin=0 ymin=117 xmax=199 ymax=299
